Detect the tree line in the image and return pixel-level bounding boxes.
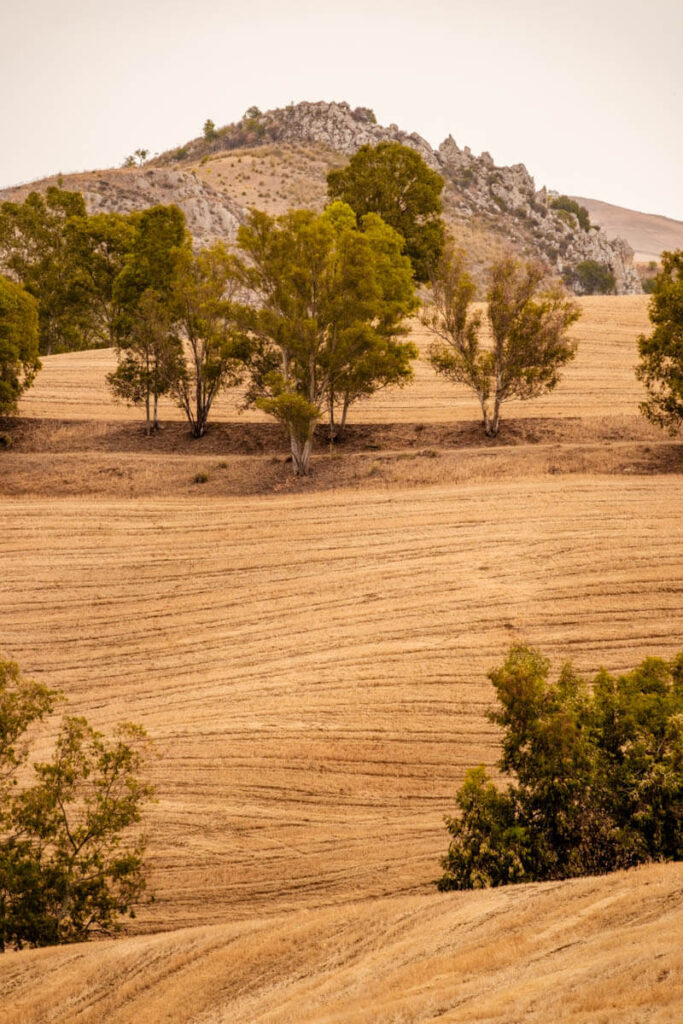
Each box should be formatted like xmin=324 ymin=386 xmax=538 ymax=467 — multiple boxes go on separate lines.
xmin=1 ymin=144 xmax=682 ymax=473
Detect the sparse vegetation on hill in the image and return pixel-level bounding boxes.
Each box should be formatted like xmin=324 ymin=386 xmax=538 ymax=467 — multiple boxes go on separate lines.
xmin=439 ymin=645 xmax=683 ymax=890
xmin=550 ymin=195 xmax=592 ymax=233
xmin=564 ymin=258 xmax=616 ymax=295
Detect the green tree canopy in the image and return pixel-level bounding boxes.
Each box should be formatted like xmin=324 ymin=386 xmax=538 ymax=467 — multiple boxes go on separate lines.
xmin=66 ymin=211 xmax=137 ymax=347
xmin=0 ymin=187 xmax=91 ymax=355
xmin=327 ymin=141 xmax=445 ymax=282
xmin=438 ymin=645 xmax=683 ymax=891
xmin=424 ymin=245 xmax=579 ymax=436
xmin=0 ymin=659 xmax=154 ymax=950
xmin=636 ymin=249 xmax=683 ymax=434
xmin=550 ymin=195 xmax=592 ymax=232
xmin=236 ymin=201 xmax=418 ymax=474
xmin=170 ymin=243 xmax=250 ymax=438
xmin=0 ymin=276 xmax=41 ymax=415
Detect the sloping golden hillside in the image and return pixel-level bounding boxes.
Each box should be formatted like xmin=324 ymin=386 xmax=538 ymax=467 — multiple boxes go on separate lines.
xmin=1 ymin=863 xmax=680 ymax=1024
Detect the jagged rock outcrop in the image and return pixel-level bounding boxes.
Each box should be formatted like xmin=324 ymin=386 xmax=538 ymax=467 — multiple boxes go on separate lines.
xmin=436 ymin=134 xmax=641 ymax=292
xmin=2 ymin=101 xmax=642 ymax=293
xmin=0 ymin=168 xmax=245 ymax=250
xmin=157 ymin=100 xmax=640 ymax=293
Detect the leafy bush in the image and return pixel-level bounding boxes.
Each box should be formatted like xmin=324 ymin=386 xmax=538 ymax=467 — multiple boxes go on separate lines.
xmin=550 ymin=195 xmax=592 ymax=232
xmin=438 ymin=645 xmax=683 ymax=890
xmin=352 ymin=106 xmax=377 ymax=124
xmin=0 ymin=659 xmax=154 ymax=949
xmin=563 ymin=260 xmax=616 ymax=295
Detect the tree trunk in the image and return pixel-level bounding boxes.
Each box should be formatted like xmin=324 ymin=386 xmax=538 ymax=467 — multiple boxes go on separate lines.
xmin=153 ymin=392 xmax=159 ymax=432
xmin=490 ymin=394 xmax=502 ymax=437
xmin=289 ymin=425 xmax=314 ymax=475
xmin=338 ymin=394 xmax=350 ymax=439
xmin=144 ymin=392 xmax=151 ymax=436
xmin=328 ymin=397 xmax=337 ymax=443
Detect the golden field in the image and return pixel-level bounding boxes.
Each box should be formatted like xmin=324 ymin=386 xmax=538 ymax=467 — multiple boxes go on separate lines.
xmin=18 ymin=295 xmax=649 ymax=424
xmin=1 ymin=294 xmax=682 ymax=1022
xmin=2 ymin=863 xmax=681 ymax=1024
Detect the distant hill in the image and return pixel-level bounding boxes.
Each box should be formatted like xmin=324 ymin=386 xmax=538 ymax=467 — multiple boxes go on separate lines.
xmin=0 ymin=101 xmax=645 ymax=294
xmin=572 ymin=196 xmax=683 ymax=263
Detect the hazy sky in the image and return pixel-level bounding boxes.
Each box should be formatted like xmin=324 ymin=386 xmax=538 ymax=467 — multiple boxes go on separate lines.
xmin=2 ymin=0 xmax=681 ymax=218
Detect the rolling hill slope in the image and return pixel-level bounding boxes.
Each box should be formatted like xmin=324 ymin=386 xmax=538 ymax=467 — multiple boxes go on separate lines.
xmin=572 ymin=196 xmax=683 ymax=263
xmin=1 ymin=863 xmax=681 ymax=1023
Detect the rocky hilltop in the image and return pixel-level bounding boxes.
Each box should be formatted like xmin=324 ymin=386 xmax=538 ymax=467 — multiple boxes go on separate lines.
xmin=2 ymin=101 xmax=642 ymax=293
xmin=155 ymin=100 xmax=641 ymax=294
xmin=0 ymin=168 xmax=244 ymax=251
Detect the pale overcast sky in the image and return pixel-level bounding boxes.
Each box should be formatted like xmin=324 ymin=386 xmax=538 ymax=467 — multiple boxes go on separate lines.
xmin=1 ymin=0 xmax=681 ymax=218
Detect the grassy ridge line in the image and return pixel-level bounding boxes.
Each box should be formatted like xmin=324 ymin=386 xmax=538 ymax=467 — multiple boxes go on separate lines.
xmin=1 ymin=862 xmax=681 ymax=1023
xmin=1 ymin=479 xmax=682 ymax=933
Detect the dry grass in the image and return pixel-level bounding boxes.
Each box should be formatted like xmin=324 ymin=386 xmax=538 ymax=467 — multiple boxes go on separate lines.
xmin=193 ymin=143 xmax=346 ymax=216
xmin=1 ymin=862 xmax=681 ymax=1023
xmin=1 ymin=477 xmax=682 ymax=937
xmin=18 ymin=295 xmax=651 ymax=424
xmin=1 ymin=294 xmax=681 ymax=1021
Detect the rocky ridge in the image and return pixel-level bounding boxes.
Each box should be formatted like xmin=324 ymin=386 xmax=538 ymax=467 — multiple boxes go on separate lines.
xmin=158 ymin=100 xmax=641 ymax=293
xmin=1 ymin=101 xmax=642 ymax=293
xmin=0 ymin=168 xmax=244 ymax=251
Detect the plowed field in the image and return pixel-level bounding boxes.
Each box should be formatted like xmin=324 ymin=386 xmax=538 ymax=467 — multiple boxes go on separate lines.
xmin=1 ymin=294 xmax=681 ymax=1022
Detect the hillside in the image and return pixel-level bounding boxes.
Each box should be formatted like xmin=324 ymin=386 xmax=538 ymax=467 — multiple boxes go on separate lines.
xmin=572 ymin=195 xmax=683 ymax=263
xmin=0 ymin=100 xmax=643 ymax=293
xmin=1 ymin=287 xmax=682 ymax=1019
xmin=1 ymin=862 xmax=681 ymax=1024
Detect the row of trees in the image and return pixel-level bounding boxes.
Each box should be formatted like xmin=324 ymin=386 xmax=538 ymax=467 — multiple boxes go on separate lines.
xmin=1 ymin=144 xmax=681 ymax=469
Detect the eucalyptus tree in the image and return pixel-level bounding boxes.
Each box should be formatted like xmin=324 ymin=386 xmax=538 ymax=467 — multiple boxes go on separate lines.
xmin=237 ymin=201 xmax=418 ymax=474
xmin=424 ymin=244 xmax=580 ymax=436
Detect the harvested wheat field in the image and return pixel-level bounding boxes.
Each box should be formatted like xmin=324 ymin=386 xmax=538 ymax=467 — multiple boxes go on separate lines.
xmin=1 ymin=478 xmax=682 ymax=936
xmin=18 ymin=295 xmax=650 ymax=424
xmin=1 ymin=295 xmax=682 ymax=1021
xmin=1 ymin=862 xmax=681 ymax=1024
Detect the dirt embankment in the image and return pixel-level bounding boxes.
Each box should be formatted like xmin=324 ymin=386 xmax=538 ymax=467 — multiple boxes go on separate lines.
xmin=2 ymin=414 xmax=682 ymax=498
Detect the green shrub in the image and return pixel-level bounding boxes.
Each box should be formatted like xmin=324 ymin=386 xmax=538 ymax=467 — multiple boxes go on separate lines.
xmin=550 ymin=195 xmax=592 ymax=232
xmin=438 ymin=644 xmax=683 ymax=890
xmin=193 ymin=470 xmax=209 ymax=484
xmin=564 ymin=260 xmax=616 ymax=295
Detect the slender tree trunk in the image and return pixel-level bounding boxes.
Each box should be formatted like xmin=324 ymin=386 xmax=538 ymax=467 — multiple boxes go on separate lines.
xmin=144 ymin=392 xmax=151 ymax=436
xmin=328 ymin=396 xmax=337 ymax=443
xmin=490 ymin=398 xmax=501 ymax=437
xmin=338 ymin=394 xmax=350 ymax=439
xmin=289 ymin=422 xmax=315 ymax=475
xmin=153 ymin=392 xmax=159 ymax=432
xmin=480 ymin=395 xmax=493 ymax=437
